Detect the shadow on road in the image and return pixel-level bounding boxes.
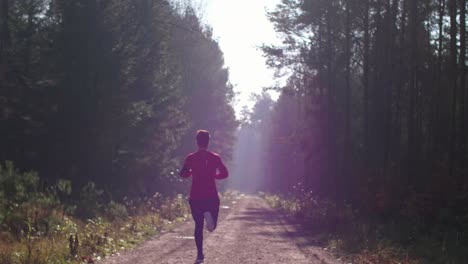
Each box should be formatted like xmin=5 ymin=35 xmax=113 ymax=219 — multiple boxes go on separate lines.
xmin=229 ymin=206 xmax=320 ymax=248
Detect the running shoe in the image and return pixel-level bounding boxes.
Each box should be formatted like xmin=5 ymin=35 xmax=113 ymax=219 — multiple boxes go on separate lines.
xmin=195 ymin=253 xmax=204 ymax=263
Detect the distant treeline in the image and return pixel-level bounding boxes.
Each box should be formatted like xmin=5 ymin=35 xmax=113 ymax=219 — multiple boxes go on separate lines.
xmin=0 ymin=0 xmax=237 ymax=197
xmin=256 ymin=0 xmax=468 ymax=216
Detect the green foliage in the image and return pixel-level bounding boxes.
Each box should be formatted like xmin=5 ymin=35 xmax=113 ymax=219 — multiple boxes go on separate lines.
xmin=106 ymin=201 xmax=128 ymax=220
xmin=171 ymin=5 xmax=238 ymax=166
xmin=55 ymin=180 xmax=72 ymax=197
xmin=262 ymin=192 xmax=468 ymax=264
xmin=0 ymin=162 xmax=76 ymax=239
xmin=0 ymin=0 xmax=236 ymax=261
xmin=0 ymin=188 xmax=195 ymax=264
xmin=0 ymin=0 xmax=237 ymax=198
xmin=159 ymin=194 xmax=190 ymax=221
xmin=0 ymin=161 xmax=40 ymax=204
xmin=76 ymin=182 xmax=105 ymax=219
xmin=52 ymin=216 xmax=78 ymax=236
xmin=259 ymin=0 xmax=468 ymax=262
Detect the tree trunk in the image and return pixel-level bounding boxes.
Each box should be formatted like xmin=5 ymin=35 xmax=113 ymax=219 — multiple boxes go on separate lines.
xmin=0 ymin=0 xmax=9 ymax=162
xmin=449 ymin=0 xmax=458 ymax=179
xmin=407 ymin=0 xmax=418 ymax=185
xmin=395 ymin=0 xmax=407 ymax=181
xmin=433 ymin=0 xmax=445 ymax=158
xmin=363 ymin=0 xmax=370 ymax=175
xmin=325 ymin=0 xmax=336 ymax=199
xmin=343 ymin=0 xmax=351 ymax=201
xmin=24 ymin=0 xmax=36 ymax=75
xmin=459 ymin=0 xmax=466 ymax=181
xmin=0 ymin=0 xmax=9 ymax=85
xmin=383 ymin=0 xmax=398 ymax=182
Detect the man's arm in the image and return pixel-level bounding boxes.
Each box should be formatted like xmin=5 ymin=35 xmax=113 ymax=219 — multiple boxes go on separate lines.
xmin=179 ymin=156 xmax=191 ymax=178
xmin=214 ymin=156 xmax=228 ymax=179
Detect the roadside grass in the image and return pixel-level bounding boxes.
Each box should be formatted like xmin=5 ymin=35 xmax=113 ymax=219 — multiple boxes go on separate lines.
xmin=0 ymin=194 xmax=190 ymax=264
xmin=0 ymin=191 xmax=237 ymax=264
xmin=260 ymin=192 xmax=468 ymax=264
xmin=0 ymin=160 xmax=237 ymax=264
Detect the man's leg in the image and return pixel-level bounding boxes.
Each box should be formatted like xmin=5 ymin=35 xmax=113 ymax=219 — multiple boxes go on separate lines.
xmin=189 ymin=200 xmax=204 ymax=258
xmin=209 ymin=198 xmax=220 ymax=230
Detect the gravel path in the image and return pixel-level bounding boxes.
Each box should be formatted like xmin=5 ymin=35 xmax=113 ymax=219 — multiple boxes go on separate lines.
xmin=101 ymin=195 xmax=341 ymax=264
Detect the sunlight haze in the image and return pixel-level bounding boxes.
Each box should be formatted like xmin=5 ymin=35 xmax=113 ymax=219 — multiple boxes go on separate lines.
xmin=193 ymin=0 xmax=281 ymax=117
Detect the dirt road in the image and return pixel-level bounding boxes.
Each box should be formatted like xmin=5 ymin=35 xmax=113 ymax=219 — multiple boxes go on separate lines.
xmin=101 ymin=195 xmax=341 ymax=264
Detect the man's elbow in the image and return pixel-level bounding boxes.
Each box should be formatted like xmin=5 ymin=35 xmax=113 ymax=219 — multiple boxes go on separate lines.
xmin=216 ymin=170 xmax=229 ymax=179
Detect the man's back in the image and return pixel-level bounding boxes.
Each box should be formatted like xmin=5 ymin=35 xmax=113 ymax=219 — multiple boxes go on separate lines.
xmin=181 ymin=150 xmax=228 ymax=200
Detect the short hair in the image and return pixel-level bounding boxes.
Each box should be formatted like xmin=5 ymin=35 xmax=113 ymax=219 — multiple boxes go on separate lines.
xmin=196 ymin=130 xmax=210 ymax=148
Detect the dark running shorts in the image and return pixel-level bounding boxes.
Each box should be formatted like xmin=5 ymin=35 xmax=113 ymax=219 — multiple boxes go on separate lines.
xmin=189 ymin=198 xmax=220 ymax=228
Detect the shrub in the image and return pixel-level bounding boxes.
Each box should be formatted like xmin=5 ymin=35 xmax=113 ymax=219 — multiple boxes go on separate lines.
xmin=159 ymin=195 xmax=189 ymax=221
xmin=106 ymin=201 xmax=128 ymax=220
xmin=0 ymin=162 xmax=75 ymax=239
xmin=76 ymin=182 xmax=105 ymax=219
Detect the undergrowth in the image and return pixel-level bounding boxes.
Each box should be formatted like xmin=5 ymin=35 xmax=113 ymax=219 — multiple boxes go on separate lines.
xmin=0 ymin=161 xmax=236 ymax=264
xmin=260 ymin=188 xmax=468 ymax=264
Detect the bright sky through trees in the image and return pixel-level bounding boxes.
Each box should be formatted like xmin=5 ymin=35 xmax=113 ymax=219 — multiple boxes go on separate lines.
xmin=193 ymin=0 xmax=281 ymax=117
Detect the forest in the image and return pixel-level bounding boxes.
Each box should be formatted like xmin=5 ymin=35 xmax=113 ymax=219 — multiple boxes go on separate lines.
xmin=1 ymin=0 xmax=468 ymax=263
xmin=0 ymin=0 xmax=237 ymax=262
xmin=243 ymin=0 xmax=468 ymax=262
xmin=0 ymin=0 xmax=237 ymax=196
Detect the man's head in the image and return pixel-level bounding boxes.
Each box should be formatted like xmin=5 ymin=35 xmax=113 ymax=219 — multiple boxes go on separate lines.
xmin=196 ymin=130 xmax=210 ymax=149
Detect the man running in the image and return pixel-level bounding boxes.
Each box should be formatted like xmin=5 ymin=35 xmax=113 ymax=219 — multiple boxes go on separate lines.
xmin=179 ymin=130 xmax=229 ymax=263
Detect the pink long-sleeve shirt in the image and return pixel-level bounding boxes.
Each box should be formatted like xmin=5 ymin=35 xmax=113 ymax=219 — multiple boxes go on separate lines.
xmin=180 ymin=150 xmax=228 ymax=200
